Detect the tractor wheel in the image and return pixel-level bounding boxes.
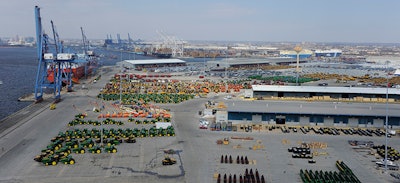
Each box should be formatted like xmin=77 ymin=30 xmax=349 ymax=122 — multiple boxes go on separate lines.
xmin=70 ymin=160 xmax=75 ymax=165
xmin=167 ymin=134 xmax=170 ymax=136
xmin=96 ymin=149 xmax=101 ymax=154
xmin=52 ymin=161 xmax=57 ymax=166
xmin=74 ymin=144 xmax=78 ymax=148
xmin=107 ymin=143 xmax=111 ymax=146
xmin=108 ymin=151 xmax=110 ymax=153
xmin=112 ymin=149 xmax=117 ymax=153
xmin=64 ymin=162 xmax=68 ymax=165
xmin=45 ymin=162 xmax=49 ymax=166
xmin=55 ymin=146 xmax=59 ymax=150
xmin=89 ymin=144 xmax=93 ymax=148
xmin=80 ymin=150 xmax=85 ymax=154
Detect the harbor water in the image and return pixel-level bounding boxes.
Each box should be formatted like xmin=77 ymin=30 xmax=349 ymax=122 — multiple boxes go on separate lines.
xmin=0 ymin=47 xmax=213 ymax=121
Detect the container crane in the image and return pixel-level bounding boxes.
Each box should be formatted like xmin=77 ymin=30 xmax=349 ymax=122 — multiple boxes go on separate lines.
xmin=117 ymin=33 xmax=122 ymax=45
xmin=34 ymin=6 xmax=75 ymax=102
xmin=51 ymin=20 xmax=73 ymax=92
xmin=80 ymin=27 xmax=97 ymax=78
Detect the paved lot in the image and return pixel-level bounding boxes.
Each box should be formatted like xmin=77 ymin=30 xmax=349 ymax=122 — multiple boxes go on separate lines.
xmin=0 ymin=67 xmax=399 ymax=183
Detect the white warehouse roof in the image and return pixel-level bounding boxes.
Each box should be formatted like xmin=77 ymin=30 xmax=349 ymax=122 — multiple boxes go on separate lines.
xmin=252 ymin=85 xmax=400 ymax=95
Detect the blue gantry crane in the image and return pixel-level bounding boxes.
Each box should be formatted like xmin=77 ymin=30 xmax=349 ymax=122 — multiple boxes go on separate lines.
xmin=34 ymin=6 xmax=75 ymax=102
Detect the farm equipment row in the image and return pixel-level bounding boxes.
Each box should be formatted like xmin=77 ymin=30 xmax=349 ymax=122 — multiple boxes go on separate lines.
xmin=98 ymin=93 xmax=195 ymax=104
xmin=300 ymin=160 xmax=361 ymax=183
xmin=68 ymin=118 xmax=124 ymax=126
xmin=34 ymin=126 xmax=175 ymax=166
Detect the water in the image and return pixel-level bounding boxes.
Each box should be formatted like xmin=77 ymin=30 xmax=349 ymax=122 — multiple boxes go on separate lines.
xmin=0 ymin=47 xmax=217 ymax=121
xmin=0 ymin=47 xmax=37 ymax=121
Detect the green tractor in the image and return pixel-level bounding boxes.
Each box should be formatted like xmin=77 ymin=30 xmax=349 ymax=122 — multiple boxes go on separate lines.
xmin=149 ymin=127 xmax=158 ymax=137
xmin=81 ymin=138 xmax=94 ymax=148
xmin=72 ymin=145 xmax=85 ymax=154
xmin=104 ymin=145 xmax=118 ymax=153
xmin=167 ymin=126 xmax=175 ymax=136
xmin=132 ymin=128 xmax=140 ymax=137
xmin=158 ymin=128 xmax=166 ymax=137
xmin=47 ymin=140 xmax=63 ymax=151
xmin=65 ymin=139 xmax=79 ymax=149
xmin=104 ymin=138 xmax=121 ymax=146
xmin=34 ymin=152 xmax=49 ymax=162
xmin=89 ymin=145 xmax=102 ymax=154
xmin=55 ymin=146 xmax=71 ymax=156
xmin=60 ymin=155 xmax=75 ymax=165
xmin=41 ymin=155 xmax=58 ymax=166
xmin=140 ymin=128 xmax=148 ymax=138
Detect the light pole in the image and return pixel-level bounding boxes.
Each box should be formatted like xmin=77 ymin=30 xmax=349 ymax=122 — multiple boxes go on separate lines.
xmin=203 ymin=49 xmax=206 ymax=76
xmin=384 ymin=60 xmax=390 ymax=172
xmin=294 ymin=46 xmax=302 ymax=86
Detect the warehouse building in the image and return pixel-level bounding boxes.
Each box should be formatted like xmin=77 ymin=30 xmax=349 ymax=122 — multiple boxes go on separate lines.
xmin=211 ymin=85 xmax=400 ymax=129
xmin=224 ymin=100 xmax=400 ymax=128
xmin=118 ymin=59 xmax=186 ymax=70
xmin=252 ymin=85 xmax=400 ymax=101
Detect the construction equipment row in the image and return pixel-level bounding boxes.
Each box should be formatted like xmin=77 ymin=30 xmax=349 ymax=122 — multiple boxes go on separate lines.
xmin=215 ymin=168 xmax=266 ymax=183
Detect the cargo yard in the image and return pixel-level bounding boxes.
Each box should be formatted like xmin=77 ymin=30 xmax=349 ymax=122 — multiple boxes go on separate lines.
xmin=0 ymin=6 xmax=400 ymax=183
xmin=3 ymin=2 xmax=400 ymax=183
xmin=0 ymin=63 xmax=400 ymax=183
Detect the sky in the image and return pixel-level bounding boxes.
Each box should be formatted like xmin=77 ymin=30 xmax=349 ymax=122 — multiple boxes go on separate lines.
xmin=1 ymin=0 xmax=400 ymax=43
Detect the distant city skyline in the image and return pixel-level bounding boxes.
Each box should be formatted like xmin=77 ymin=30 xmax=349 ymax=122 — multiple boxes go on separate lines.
xmin=1 ymin=0 xmax=400 ymax=43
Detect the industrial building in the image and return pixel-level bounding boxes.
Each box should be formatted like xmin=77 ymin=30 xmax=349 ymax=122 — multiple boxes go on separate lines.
xmin=206 ymin=57 xmax=303 ymax=71
xmin=118 ymin=59 xmax=186 ymax=70
xmin=223 ymin=100 xmax=400 ymax=127
xmin=252 ymin=85 xmax=400 ymax=101
xmin=210 ymin=85 xmax=400 ymax=129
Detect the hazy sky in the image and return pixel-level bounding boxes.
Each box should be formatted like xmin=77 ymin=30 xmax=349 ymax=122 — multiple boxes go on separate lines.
xmin=1 ymin=0 xmax=399 ymax=43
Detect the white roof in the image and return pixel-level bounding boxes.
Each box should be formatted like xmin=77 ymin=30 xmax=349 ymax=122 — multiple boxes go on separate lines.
xmin=225 ymin=100 xmax=400 ymax=117
xmin=252 ymin=85 xmax=400 ymax=95
xmin=124 ymin=59 xmax=186 ymax=65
